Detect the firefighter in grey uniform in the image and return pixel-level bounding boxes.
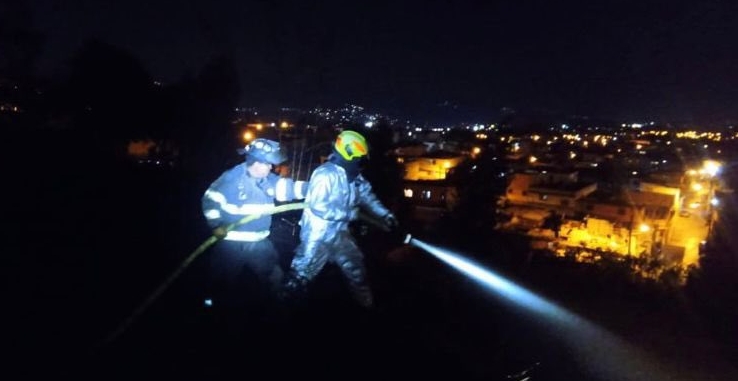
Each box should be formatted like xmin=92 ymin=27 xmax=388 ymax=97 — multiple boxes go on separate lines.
xmin=282 ymin=130 xmax=397 ymax=308
xmin=202 ymin=138 xmax=307 ymax=309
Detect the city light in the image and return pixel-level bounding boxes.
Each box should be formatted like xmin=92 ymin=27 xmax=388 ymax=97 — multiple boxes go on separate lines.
xmin=702 ymin=160 xmax=722 ymax=177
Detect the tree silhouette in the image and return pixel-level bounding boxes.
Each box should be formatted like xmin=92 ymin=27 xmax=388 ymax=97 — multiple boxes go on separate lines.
xmin=50 ymin=39 xmax=155 ymax=160
xmin=173 ymin=54 xmax=242 ymax=178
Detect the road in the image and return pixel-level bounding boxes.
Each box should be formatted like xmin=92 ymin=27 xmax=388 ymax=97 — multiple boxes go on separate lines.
xmin=667 ymin=209 xmax=709 ymax=267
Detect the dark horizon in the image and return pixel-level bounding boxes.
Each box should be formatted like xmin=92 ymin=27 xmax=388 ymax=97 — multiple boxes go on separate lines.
xmin=6 ymin=1 xmax=738 ymax=126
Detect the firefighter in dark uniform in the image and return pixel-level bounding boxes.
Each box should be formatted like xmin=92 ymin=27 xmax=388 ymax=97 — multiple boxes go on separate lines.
xmin=201 ymin=138 xmax=307 ymax=311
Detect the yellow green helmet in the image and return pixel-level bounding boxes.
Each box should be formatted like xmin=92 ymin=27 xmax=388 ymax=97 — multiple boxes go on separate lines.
xmin=334 ymin=130 xmax=369 ymax=161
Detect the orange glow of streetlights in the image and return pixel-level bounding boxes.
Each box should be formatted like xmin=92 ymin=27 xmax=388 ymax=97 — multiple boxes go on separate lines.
xmin=702 ymin=160 xmax=721 ymax=177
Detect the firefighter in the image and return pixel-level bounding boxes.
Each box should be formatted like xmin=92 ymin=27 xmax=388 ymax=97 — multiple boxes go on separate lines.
xmin=201 ymin=138 xmax=307 ymax=311
xmin=281 ymin=130 xmax=398 ymax=308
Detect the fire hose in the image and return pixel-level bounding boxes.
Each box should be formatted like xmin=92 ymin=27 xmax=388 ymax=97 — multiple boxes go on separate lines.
xmin=101 ymin=202 xmax=307 ymax=347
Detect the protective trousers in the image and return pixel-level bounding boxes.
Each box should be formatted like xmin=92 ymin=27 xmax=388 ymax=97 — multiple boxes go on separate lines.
xmin=288 ymin=230 xmax=373 ymax=308
xmin=208 ymin=239 xmax=284 ymax=308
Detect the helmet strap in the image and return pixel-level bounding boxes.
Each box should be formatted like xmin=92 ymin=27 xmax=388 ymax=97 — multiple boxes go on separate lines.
xmin=329 ymin=151 xmax=361 ymax=182
xmin=245 ymin=156 xmax=258 ymax=167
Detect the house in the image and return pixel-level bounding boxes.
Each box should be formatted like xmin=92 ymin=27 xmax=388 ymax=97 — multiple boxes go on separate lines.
xmin=401 ymin=179 xmax=459 ymax=226
xmin=402 ymin=180 xmax=459 ymax=211
xmin=504 ymin=170 xmax=597 ymax=212
xmin=402 ymin=151 xmax=466 ymax=181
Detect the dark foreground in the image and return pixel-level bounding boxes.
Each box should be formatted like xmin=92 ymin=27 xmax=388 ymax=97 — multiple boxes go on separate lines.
xmin=5 ymin=140 xmax=738 ymax=381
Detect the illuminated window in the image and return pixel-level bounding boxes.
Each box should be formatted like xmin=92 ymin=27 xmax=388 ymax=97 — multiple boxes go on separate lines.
xmin=421 ymin=190 xmax=431 ymax=200
xmin=403 ymin=188 xmax=413 ymax=198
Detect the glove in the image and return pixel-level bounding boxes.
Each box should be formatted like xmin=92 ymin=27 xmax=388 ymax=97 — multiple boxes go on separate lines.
xmin=383 ymin=213 xmax=399 ymax=230
xmin=277 ymin=273 xmax=308 ymax=302
xmin=349 ymin=207 xmax=360 ymax=221
xmin=212 ymin=226 xmax=228 ymax=239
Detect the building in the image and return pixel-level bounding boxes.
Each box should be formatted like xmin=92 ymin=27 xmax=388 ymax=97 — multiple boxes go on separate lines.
xmin=402 ymin=151 xmax=466 ymax=181
xmin=504 ymin=170 xmax=597 ymax=212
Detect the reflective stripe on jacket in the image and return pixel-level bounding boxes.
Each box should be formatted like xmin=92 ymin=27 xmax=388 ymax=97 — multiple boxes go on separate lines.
xmin=202 ymin=163 xmax=308 ymax=239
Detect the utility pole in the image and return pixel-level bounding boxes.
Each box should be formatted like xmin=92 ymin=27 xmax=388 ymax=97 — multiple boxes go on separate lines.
xmin=628 ymin=205 xmax=634 ymax=257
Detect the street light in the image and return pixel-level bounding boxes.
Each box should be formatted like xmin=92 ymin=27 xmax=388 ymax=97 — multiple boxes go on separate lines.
xmin=702 ymin=160 xmax=722 ymax=177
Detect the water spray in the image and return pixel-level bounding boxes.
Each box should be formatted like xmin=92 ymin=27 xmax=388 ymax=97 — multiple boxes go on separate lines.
xmin=402 ymin=233 xmax=672 ymax=381
xmin=404 ymin=233 xmax=571 ymax=323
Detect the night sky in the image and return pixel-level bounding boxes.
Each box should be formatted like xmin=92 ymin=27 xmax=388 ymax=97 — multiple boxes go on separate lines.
xmin=24 ymin=0 xmax=738 ymax=123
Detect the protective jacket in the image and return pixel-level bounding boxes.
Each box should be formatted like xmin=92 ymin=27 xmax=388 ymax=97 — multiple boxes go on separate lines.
xmin=202 ymin=163 xmax=307 ymax=241
xmin=288 ymin=160 xmax=391 ymax=307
